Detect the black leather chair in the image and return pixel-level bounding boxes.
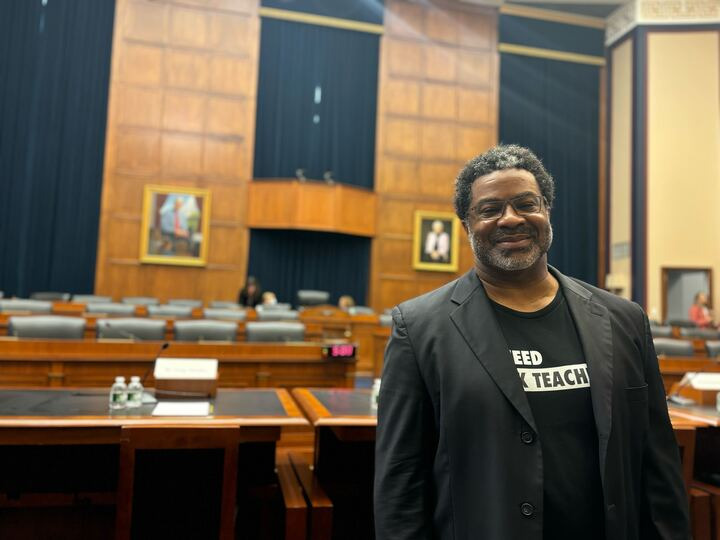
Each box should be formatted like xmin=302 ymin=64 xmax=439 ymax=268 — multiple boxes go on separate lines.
xmin=296 ymin=290 xmax=330 ymax=307
xmin=256 ymin=310 xmax=299 ymax=322
xmin=72 ymin=294 xmax=113 ymax=304
xmin=30 ymin=292 xmax=71 ymax=302
xmin=147 ymin=305 xmax=193 ymax=318
xmin=653 ymin=338 xmax=694 ymax=357
xmin=121 ymin=296 xmax=159 ymax=306
xmin=649 ymin=325 xmax=673 ymax=338
xmin=0 ymin=299 xmax=53 ymax=313
xmin=174 ymin=320 xmax=237 ymax=342
xmin=706 ymin=341 xmax=720 ymax=358
xmin=245 ymin=322 xmax=305 ymax=342
xmin=168 ymin=299 xmax=203 ymax=308
xmin=379 ymin=314 xmax=393 ymax=327
xmin=680 ymin=327 xmax=720 ymax=340
xmin=86 ymin=302 xmax=136 ymax=315
xmin=8 ymin=316 xmax=85 ymax=339
xmin=203 ymin=308 xmax=247 ymax=321
xmin=96 ymin=318 xmax=166 ymax=340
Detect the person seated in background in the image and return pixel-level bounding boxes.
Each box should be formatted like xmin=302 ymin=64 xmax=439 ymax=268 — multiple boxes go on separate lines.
xmin=338 ymin=295 xmax=355 ymax=311
xmin=238 ymin=276 xmax=263 ymax=308
xmin=689 ymin=291 xmax=715 ymax=327
xmin=261 ymin=291 xmax=277 ymax=306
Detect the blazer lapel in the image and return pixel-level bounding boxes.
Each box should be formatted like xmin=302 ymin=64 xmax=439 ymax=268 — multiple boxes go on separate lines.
xmin=449 ymin=270 xmax=537 ymax=433
xmin=553 ymin=268 xmax=614 ymax=478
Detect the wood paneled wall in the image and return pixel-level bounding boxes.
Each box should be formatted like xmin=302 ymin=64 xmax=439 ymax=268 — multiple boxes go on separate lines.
xmin=95 ymin=0 xmax=498 ymax=308
xmin=370 ymin=0 xmax=498 ymax=310
xmin=95 ymin=0 xmax=259 ymax=303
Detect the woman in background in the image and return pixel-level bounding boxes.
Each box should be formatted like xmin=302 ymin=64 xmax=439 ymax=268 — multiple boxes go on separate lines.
xmin=689 ymin=291 xmax=715 ymax=328
xmin=238 ymin=276 xmax=263 ymax=308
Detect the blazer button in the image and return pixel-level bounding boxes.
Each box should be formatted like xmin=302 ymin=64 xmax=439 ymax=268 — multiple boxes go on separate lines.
xmin=521 ymin=431 xmax=534 ymax=444
xmin=520 ymin=502 xmax=534 ymax=517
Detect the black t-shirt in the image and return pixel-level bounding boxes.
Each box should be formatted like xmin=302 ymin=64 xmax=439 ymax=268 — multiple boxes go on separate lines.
xmin=490 ymin=288 xmax=605 ymax=539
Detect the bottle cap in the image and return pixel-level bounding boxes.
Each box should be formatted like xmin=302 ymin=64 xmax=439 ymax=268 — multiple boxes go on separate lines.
xmin=130 ymin=376 xmax=140 ymax=383
xmin=115 ymin=376 xmax=125 ymax=383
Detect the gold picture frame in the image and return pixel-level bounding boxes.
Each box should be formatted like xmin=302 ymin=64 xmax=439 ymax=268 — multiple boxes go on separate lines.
xmin=139 ymin=185 xmax=211 ymax=267
xmin=412 ymin=210 xmax=461 ymax=272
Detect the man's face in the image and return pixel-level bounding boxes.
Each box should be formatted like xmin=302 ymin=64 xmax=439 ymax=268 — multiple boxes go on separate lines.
xmin=432 ymin=221 xmax=444 ymax=234
xmin=465 ymin=168 xmax=552 ymax=273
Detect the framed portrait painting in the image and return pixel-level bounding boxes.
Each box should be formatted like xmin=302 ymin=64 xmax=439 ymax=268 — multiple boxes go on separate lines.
xmin=412 ymin=210 xmax=461 ymax=272
xmin=139 ymin=185 xmax=211 ymax=266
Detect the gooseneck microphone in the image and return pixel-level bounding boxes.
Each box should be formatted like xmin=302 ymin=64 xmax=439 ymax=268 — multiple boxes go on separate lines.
xmin=141 ymin=341 xmax=170 ymax=387
xmin=667 ymin=370 xmax=703 ymax=406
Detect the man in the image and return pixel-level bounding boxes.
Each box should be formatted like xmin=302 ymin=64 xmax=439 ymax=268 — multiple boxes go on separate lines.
xmin=424 ymin=220 xmax=450 ymax=262
xmin=374 ymin=145 xmax=689 ymax=539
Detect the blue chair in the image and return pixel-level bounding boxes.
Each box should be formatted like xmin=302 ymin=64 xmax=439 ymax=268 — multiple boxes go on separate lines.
xmin=245 ymin=322 xmax=305 ymax=342
xmin=174 ymin=320 xmax=237 ymax=342
xmin=8 ymin=316 xmax=85 ymax=339
xmin=653 ymin=338 xmax=693 ymax=357
xmin=0 ymin=299 xmax=53 ymax=313
xmin=86 ymin=302 xmax=136 ymax=315
xmin=203 ymin=308 xmax=247 ymax=321
xmin=97 ymin=318 xmax=166 ymax=340
xmin=147 ymin=305 xmax=193 ymax=318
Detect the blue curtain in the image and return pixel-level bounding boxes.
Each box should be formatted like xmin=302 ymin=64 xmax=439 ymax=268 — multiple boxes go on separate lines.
xmin=0 ymin=0 xmax=115 ymax=297
xmin=261 ymin=0 xmax=384 ymax=25
xmin=247 ymin=229 xmax=371 ymax=306
xmin=500 ymin=54 xmax=600 ymax=285
xmin=253 ymin=19 xmax=379 ymax=189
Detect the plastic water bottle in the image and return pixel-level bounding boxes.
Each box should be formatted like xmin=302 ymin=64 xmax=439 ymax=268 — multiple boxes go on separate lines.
xmin=127 ymin=376 xmax=143 ymax=409
xmin=109 ymin=376 xmax=128 ymax=410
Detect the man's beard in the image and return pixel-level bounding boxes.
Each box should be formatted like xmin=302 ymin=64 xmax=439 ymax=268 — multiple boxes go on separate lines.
xmin=469 ymin=222 xmax=553 ymax=272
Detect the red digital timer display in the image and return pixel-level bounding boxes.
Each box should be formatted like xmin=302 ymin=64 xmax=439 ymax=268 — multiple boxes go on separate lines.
xmin=325 ymin=344 xmax=356 ymax=358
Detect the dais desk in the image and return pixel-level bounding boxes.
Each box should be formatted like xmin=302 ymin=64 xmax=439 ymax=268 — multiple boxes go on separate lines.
xmin=0 ymin=338 xmax=356 ymax=389
xmin=0 ymin=388 xmax=308 ymax=539
xmin=292 ymin=388 xmax=376 ymax=540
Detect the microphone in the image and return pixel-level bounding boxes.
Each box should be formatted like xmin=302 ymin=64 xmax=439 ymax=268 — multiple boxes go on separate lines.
xmin=667 ymin=370 xmax=703 ymax=406
xmin=141 ymin=341 xmax=170 ymax=387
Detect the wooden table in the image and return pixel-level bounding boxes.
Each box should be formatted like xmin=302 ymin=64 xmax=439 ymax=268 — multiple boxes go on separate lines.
xmin=0 ymin=338 xmax=356 ymax=389
xmin=670 ymin=404 xmax=720 ymax=540
xmin=658 ymin=356 xmax=720 ymax=394
xmin=292 ymin=388 xmax=376 ymax=540
xmin=0 ymin=387 xmax=309 ymax=540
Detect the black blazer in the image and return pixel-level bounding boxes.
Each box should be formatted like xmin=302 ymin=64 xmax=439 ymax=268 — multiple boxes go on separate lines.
xmin=374 ymin=267 xmax=690 ymax=540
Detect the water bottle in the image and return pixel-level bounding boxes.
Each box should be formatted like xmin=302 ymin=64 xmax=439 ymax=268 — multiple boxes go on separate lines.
xmin=127 ymin=376 xmax=144 ymax=409
xmin=109 ymin=376 xmax=128 ymax=410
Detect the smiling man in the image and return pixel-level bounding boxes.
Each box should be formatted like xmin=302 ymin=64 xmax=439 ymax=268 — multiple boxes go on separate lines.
xmin=374 ymin=145 xmax=689 ymax=540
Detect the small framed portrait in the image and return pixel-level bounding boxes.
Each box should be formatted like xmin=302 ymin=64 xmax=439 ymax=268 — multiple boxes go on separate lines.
xmin=412 ymin=210 xmax=461 ymax=272
xmin=139 ymin=185 xmax=211 ymax=266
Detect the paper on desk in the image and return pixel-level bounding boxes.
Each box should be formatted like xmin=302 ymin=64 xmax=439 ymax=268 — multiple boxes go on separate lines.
xmin=152 ymin=401 xmax=210 ymax=416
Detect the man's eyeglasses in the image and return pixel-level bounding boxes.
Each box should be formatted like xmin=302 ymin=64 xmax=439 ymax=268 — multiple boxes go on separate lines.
xmin=470 ymin=194 xmax=546 ymax=221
